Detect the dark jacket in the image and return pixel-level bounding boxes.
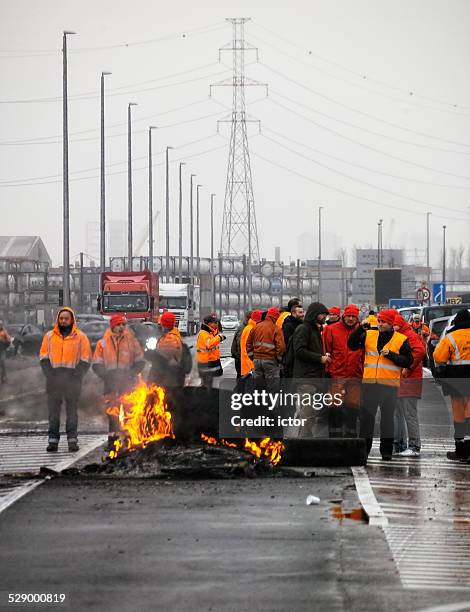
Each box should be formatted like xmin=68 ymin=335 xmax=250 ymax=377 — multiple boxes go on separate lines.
xmin=348 ymin=326 xmax=413 ymax=369
xmin=292 ymin=303 xmax=328 ymax=378
xmin=282 ymin=315 xmax=303 ymax=348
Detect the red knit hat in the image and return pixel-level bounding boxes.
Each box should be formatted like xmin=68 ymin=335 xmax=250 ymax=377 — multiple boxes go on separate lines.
xmin=110 ymin=314 xmax=127 ymax=328
xmin=160 ymin=311 xmax=176 ymax=328
xmin=343 ymin=304 xmax=360 ymax=317
xmin=393 ymin=314 xmax=407 ymax=329
xmin=329 ymin=306 xmax=341 ymax=316
xmin=378 ymin=309 xmax=397 ymax=325
xmin=266 ymin=307 xmax=280 ymax=320
xmin=251 ymin=310 xmax=263 ymax=322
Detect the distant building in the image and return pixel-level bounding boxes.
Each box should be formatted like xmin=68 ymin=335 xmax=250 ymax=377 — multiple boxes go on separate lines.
xmin=0 ymin=236 xmax=51 ymax=268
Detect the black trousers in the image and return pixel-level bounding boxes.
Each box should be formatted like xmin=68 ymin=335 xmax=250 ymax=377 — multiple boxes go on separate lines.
xmin=359 ymin=384 xmax=397 ymax=456
xmin=47 ymin=387 xmax=80 ymax=442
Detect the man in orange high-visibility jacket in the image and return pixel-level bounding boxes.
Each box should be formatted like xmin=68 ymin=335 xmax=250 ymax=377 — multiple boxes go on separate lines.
xmin=39 ymin=307 xmax=92 ymax=453
xmin=0 ymin=321 xmax=11 ymax=384
xmin=196 ymin=314 xmax=226 ymax=388
xmin=93 ymin=314 xmax=145 ymax=450
xmin=348 ymin=308 xmax=413 ymax=460
xmin=240 ymin=310 xmax=263 ymax=377
xmin=433 ymin=309 xmax=470 ymax=462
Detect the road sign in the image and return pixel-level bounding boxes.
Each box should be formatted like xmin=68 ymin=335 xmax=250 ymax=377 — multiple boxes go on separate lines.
xmin=416 ymin=287 xmax=430 ymax=302
xmin=432 ymin=282 xmax=446 ymax=304
xmin=446 ymin=297 xmax=462 ymax=305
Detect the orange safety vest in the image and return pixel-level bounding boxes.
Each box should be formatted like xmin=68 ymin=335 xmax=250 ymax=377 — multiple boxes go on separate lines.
xmin=93 ymin=328 xmax=144 ymax=370
xmin=196 ymin=328 xmax=221 ymax=365
xmin=433 ymin=329 xmax=470 ymax=366
xmin=240 ymin=319 xmax=256 ymax=376
xmin=276 ymin=311 xmax=290 ymax=329
xmin=40 ymin=324 xmax=91 ymax=369
xmin=363 ymin=329 xmax=407 ymax=387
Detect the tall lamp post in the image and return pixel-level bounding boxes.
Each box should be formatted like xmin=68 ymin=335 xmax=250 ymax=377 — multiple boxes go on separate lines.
xmin=196 ymin=184 xmax=202 ymax=280
xmin=442 ymin=225 xmax=447 ymax=286
xmin=100 ymin=71 xmax=111 ymax=274
xmin=426 ymin=212 xmax=431 ymax=292
xmin=165 ymin=146 xmax=173 ymax=282
xmin=148 ymin=126 xmax=157 ymax=271
xmin=318 ymin=205 xmax=323 ymax=302
xmin=210 ymin=194 xmax=215 ymax=311
xmin=189 ymin=174 xmax=196 ymax=286
xmin=62 ymin=30 xmax=76 ymax=306
xmin=127 ymin=102 xmax=138 ymax=271
xmin=178 ymin=162 xmax=186 ymax=283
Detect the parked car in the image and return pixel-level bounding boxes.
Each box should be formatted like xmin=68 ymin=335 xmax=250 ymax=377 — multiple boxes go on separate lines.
xmin=398 ymin=303 xmax=470 ymax=326
xmin=79 ymin=320 xmax=109 ymax=351
xmin=8 ymin=323 xmax=44 ymax=356
xmin=220 ymin=315 xmax=240 ymax=332
xmin=427 ymin=316 xmax=452 ymax=374
xmin=75 ymin=313 xmax=107 ymax=326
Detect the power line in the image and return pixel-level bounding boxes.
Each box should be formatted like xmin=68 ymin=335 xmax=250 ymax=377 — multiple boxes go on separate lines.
xmin=0 ymin=136 xmax=227 ymax=187
xmin=251 ymin=149 xmax=470 ymax=222
xmin=261 ymin=63 xmax=470 ymax=148
xmin=0 ymin=21 xmax=225 ymax=57
xmin=261 ymin=132 xmax=468 ymax=214
xmin=0 ymin=97 xmax=213 ymax=145
xmin=266 ymin=96 xmax=470 ymax=182
xmin=0 ymin=65 xmax=228 ymax=104
xmin=251 ymin=20 xmax=470 ymax=111
xmin=263 ymin=126 xmax=470 ymax=190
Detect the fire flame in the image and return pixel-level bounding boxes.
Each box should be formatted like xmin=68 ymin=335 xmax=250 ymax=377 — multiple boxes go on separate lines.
xmin=201 ymin=433 xmax=285 ymax=466
xmin=106 ymin=379 xmax=174 ymax=457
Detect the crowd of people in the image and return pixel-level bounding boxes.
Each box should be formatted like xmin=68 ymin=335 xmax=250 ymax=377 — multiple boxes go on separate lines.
xmin=1 ymin=296 xmax=468 ymax=461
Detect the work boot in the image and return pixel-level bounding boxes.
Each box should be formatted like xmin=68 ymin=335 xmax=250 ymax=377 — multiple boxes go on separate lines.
xmin=447 ymin=439 xmax=465 ymax=461
xmin=46 ymin=442 xmax=58 ymax=452
xmin=68 ymin=440 xmax=79 ymax=452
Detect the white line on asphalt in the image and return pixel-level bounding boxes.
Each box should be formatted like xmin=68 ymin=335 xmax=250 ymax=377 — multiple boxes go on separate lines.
xmin=351 ymin=466 xmax=388 ymax=527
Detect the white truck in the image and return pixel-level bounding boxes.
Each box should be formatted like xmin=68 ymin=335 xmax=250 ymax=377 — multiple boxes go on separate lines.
xmin=159 ymin=283 xmax=200 ymax=336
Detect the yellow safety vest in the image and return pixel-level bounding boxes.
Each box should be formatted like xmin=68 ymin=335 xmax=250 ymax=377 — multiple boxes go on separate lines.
xmin=276 ymin=311 xmax=290 ymax=329
xmin=363 ymin=329 xmax=407 ymax=387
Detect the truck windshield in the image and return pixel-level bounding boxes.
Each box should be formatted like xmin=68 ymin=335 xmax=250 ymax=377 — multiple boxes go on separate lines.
xmin=160 ymin=296 xmax=187 ymax=309
xmin=102 ymin=294 xmax=149 ymax=312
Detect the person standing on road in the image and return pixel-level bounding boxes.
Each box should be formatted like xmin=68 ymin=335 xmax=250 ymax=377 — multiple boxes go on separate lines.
xmin=290 ymin=302 xmax=330 ymax=437
xmin=147 ymin=311 xmax=189 ymax=389
xmin=231 ymin=311 xmax=250 ymax=379
xmin=433 ymin=309 xmax=470 ymax=462
xmin=348 ymin=309 xmax=413 ymax=460
xmin=92 ymin=314 xmax=145 ymax=450
xmin=246 ymin=307 xmax=285 ymax=392
xmin=327 ymin=306 xmax=341 ymax=325
xmin=282 ymin=303 xmax=304 ymax=348
xmin=0 ymin=321 xmax=11 ymax=384
xmin=196 ymin=314 xmax=226 ymax=388
xmin=39 ymin=307 xmax=92 ymax=453
xmin=323 ymin=304 xmax=363 ymax=437
xmin=392 ymin=314 xmax=426 ymax=457
xmin=411 ymin=314 xmax=430 ymax=342
xmin=276 ymin=298 xmax=301 ymax=331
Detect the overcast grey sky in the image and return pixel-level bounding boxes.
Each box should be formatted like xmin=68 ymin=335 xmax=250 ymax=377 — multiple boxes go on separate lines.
xmin=1 ymin=0 xmax=470 ymax=266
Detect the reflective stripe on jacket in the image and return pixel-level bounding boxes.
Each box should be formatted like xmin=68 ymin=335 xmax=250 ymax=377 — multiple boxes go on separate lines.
xmin=93 ymin=328 xmax=144 ymax=370
xmin=40 ymin=326 xmax=91 ymax=369
xmin=196 ymin=327 xmax=222 ymax=364
xmin=363 ymin=329 xmax=407 ymax=386
xmin=240 ymin=319 xmax=256 ymax=375
xmin=434 ymin=329 xmax=470 ymax=367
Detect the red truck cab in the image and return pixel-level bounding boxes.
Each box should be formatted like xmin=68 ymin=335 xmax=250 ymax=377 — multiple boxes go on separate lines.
xmin=98 ymin=271 xmax=159 ymax=322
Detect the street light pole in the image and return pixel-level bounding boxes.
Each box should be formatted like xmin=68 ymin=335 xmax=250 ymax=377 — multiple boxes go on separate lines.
xmin=318 ymin=205 xmax=323 ymax=301
xmin=210 ymin=194 xmax=215 ymax=311
xmin=165 ymin=146 xmax=173 ymax=282
xmin=148 ymin=126 xmax=157 ymax=272
xmin=62 ymin=30 xmax=75 ymax=307
xmin=426 ymin=212 xmax=431 ymax=290
xmin=127 ymin=102 xmax=137 ymax=271
xmin=178 ymin=162 xmax=186 ymax=283
xmin=189 ymin=174 xmax=195 ymax=286
xmin=442 ymin=225 xmax=447 ymax=286
xmin=100 ymin=71 xmax=111 ymax=274
xmin=248 ymin=200 xmax=252 ymax=310
xmin=196 ymin=184 xmax=202 ymax=281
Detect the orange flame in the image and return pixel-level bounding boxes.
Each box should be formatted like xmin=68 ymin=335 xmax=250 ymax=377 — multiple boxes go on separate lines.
xmin=106 ymin=379 xmax=174 ymax=458
xmin=200 ymin=434 xmax=285 ymax=466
